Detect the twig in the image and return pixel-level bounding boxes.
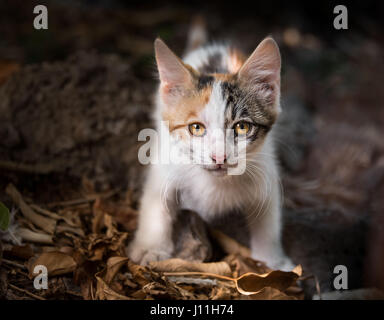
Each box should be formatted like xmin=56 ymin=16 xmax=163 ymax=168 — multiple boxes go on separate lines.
xmin=0 ymin=160 xmax=57 ymax=174
xmin=30 ymin=204 xmax=62 ymax=220
xmin=16 ymin=228 xmax=53 ymax=244
xmin=8 ymin=283 xmax=46 ymax=300
xmin=31 ymin=204 xmax=79 ymax=227
xmin=2 ymin=258 xmax=27 ymax=270
xmin=56 ymin=225 xmax=84 ymax=237
xmin=163 ymin=271 xmax=234 ymax=281
xmin=46 ymin=189 xmax=119 ymax=208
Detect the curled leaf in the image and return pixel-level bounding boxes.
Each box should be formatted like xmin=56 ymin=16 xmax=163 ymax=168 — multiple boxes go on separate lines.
xmin=149 ymin=258 xmax=232 ymax=276
xmin=27 ymin=251 xmax=77 ymax=277
xmin=95 ymin=274 xmax=130 ymax=300
xmin=104 ymin=256 xmax=129 ymax=283
xmin=235 ymin=265 xmax=302 ymax=295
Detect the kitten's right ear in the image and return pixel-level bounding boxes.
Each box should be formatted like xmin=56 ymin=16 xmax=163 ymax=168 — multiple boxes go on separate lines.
xmin=154 ymin=38 xmax=192 ymax=94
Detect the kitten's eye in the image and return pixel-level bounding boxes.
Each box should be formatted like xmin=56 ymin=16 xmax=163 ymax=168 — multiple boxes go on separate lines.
xmin=189 ymin=123 xmax=206 ymax=137
xmin=234 ymin=122 xmax=250 ymax=136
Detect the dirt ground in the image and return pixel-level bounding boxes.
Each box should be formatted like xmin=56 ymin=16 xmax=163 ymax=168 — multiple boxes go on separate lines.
xmin=0 ymin=0 xmax=384 ymax=300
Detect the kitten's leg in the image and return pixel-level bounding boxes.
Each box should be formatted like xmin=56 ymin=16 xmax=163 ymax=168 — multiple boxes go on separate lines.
xmin=128 ymin=167 xmax=175 ymax=265
xmin=246 ymin=190 xmax=294 ymax=271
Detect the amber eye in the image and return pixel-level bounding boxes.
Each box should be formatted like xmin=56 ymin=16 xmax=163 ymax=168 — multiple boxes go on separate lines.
xmin=234 ymin=122 xmax=250 ymax=136
xmin=189 ymin=123 xmax=206 ymax=137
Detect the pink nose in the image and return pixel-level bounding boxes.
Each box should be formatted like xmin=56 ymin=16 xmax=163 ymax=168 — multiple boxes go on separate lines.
xmin=211 ymin=154 xmax=226 ymax=164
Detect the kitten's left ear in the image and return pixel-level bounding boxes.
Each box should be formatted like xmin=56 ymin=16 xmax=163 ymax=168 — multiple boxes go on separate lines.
xmin=238 ymin=38 xmax=281 ymax=107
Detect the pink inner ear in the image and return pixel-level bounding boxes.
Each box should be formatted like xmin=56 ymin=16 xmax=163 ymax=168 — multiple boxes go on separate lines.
xmin=155 ymin=38 xmax=192 ymax=89
xmin=239 ymin=38 xmax=281 ymax=87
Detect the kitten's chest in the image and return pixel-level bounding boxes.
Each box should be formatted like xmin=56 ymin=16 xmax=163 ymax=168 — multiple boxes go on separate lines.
xmin=178 ymin=178 xmax=249 ymax=220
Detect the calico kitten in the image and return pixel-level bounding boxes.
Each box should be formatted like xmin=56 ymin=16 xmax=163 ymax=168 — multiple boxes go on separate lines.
xmin=128 ymin=27 xmax=294 ymax=271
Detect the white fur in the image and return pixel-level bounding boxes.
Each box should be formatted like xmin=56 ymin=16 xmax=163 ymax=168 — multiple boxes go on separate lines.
xmin=128 ymin=43 xmax=293 ymax=271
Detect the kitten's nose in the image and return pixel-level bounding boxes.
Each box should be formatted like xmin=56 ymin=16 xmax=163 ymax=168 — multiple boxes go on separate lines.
xmin=211 ymin=154 xmax=226 ymax=164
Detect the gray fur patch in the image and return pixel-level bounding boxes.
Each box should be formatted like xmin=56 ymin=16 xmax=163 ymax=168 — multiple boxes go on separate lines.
xmin=221 ymin=82 xmax=274 ymax=125
xmin=197 ymin=53 xmax=228 ymax=74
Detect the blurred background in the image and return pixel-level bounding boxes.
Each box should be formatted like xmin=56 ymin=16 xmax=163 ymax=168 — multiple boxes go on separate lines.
xmin=0 ymin=0 xmax=383 ymax=298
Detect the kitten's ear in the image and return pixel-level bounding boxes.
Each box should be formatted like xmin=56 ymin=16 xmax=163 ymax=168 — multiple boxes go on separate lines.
xmin=154 ymin=38 xmax=193 ymax=94
xmin=238 ymin=38 xmax=281 ymax=106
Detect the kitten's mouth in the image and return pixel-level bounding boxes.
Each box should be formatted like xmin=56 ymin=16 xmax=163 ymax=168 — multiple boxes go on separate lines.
xmin=202 ymin=163 xmax=238 ymax=176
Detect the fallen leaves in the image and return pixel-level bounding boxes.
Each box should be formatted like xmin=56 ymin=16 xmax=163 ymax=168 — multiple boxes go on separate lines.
xmin=2 ymin=183 xmax=304 ymax=300
xmin=149 ymin=258 xmax=302 ymax=300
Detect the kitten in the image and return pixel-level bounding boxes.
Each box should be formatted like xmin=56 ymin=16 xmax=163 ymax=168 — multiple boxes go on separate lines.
xmin=128 ymin=27 xmax=294 ymax=271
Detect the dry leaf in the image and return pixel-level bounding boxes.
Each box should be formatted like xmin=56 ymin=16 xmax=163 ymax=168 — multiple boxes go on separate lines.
xmin=27 ymin=251 xmax=77 ymax=277
xmin=150 ymin=258 xmax=232 ymax=276
xmin=16 ymin=228 xmax=53 ymax=244
xmin=127 ymin=260 xmax=152 ymax=287
xmin=210 ymin=286 xmax=234 ymax=300
xmin=224 ymin=254 xmax=270 ymax=277
xmin=104 ymin=256 xmax=129 ymax=283
xmin=94 ymin=256 xmax=132 ymax=300
xmin=235 ymin=265 xmax=302 ymax=295
xmin=6 ymin=184 xmax=56 ymax=234
xmin=95 ymin=275 xmax=130 ymax=300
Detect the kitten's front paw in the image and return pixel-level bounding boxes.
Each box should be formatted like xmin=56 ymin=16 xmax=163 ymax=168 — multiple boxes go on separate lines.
xmin=252 ymin=251 xmax=295 ymax=272
xmin=127 ymin=242 xmax=173 ymax=266
xmin=268 ymin=256 xmax=295 ymax=272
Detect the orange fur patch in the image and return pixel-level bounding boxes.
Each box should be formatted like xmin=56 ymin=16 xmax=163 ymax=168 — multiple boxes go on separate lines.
xmin=213 ymin=73 xmax=236 ymax=82
xmin=228 ymin=49 xmax=246 ymax=73
xmin=162 ymin=85 xmax=213 ymax=134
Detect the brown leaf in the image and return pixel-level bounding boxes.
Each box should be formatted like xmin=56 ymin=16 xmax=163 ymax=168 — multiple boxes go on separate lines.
xmin=224 ymin=254 xmax=270 ymax=277
xmin=6 ymin=184 xmax=56 ymax=234
xmin=210 ymin=286 xmax=234 ymax=300
xmin=104 ymin=256 xmax=129 ymax=284
xmin=235 ymin=265 xmax=302 ymax=295
xmin=27 ymin=252 xmax=77 ymax=278
xmin=95 ymin=275 xmax=130 ymax=300
xmin=149 ymin=258 xmax=232 ymax=276
xmin=16 ymin=228 xmax=53 ymax=244
xmin=91 ymin=198 xmax=105 ymax=234
xmin=98 ymin=199 xmax=138 ymax=232
xmin=127 ymin=260 xmax=154 ymax=287
xmin=93 ymin=256 xmax=132 ymax=300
